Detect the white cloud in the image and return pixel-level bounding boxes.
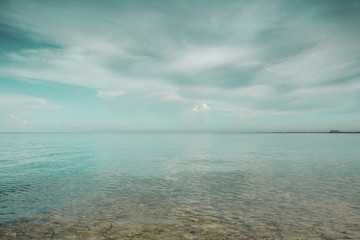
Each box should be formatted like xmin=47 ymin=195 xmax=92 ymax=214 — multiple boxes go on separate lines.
xmin=282 ymin=79 xmax=360 ymax=112
xmin=10 ymin=114 xmax=31 ymax=128
xmin=237 ymin=107 xmax=292 ymax=119
xmin=0 ymin=94 xmax=60 ymax=110
xmin=166 ymin=47 xmax=259 ymax=74
xmin=124 ymin=121 xmax=135 ymax=130
xmin=192 ymin=103 xmax=211 ymax=112
xmin=182 ymin=85 xmax=275 ymax=105
xmin=0 ymin=95 xmax=46 ymax=106
xmin=97 ymin=90 xmax=125 ymax=99
xmin=261 ymin=42 xmax=360 ymax=87
xmin=160 ymin=92 xmax=188 ymax=103
xmin=1 ymin=46 xmax=177 ymax=95
xmin=2 ymin=48 xmax=121 ymax=89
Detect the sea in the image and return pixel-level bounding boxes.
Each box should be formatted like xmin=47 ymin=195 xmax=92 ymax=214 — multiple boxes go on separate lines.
xmin=0 ymin=133 xmax=359 ymax=239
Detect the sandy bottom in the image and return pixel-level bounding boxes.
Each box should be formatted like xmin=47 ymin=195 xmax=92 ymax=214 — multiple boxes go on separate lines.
xmin=1 ymin=193 xmax=359 ymax=240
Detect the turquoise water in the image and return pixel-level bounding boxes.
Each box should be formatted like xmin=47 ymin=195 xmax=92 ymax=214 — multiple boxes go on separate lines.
xmin=1 ymin=133 xmax=360 ymax=239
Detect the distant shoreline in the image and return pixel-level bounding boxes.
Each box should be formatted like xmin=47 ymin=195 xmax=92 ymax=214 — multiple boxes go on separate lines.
xmin=0 ymin=131 xmax=359 ymax=134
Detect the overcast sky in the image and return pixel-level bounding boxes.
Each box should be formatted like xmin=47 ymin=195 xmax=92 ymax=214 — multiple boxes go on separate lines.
xmin=1 ymin=0 xmax=360 ymax=132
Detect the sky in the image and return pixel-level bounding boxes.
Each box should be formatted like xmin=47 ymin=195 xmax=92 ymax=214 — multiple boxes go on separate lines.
xmin=1 ymin=0 xmax=360 ymax=132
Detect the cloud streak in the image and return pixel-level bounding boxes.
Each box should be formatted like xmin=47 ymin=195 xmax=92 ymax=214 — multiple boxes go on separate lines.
xmin=10 ymin=114 xmax=31 ymax=128
xmin=97 ymin=90 xmax=125 ymax=100
xmin=0 ymin=94 xmax=60 ymax=111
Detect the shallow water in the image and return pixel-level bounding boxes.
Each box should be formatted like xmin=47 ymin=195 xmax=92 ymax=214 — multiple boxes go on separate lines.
xmin=0 ymin=133 xmax=359 ymax=239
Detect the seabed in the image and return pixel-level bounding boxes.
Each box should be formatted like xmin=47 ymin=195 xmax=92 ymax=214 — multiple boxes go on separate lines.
xmin=1 ymin=195 xmax=358 ymax=240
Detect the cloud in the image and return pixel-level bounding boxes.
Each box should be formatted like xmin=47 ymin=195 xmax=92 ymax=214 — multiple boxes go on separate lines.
xmin=237 ymin=107 xmax=292 ymax=119
xmin=124 ymin=121 xmax=135 ymax=130
xmin=2 ymin=48 xmax=122 ymax=89
xmin=261 ymin=42 xmax=360 ymax=87
xmin=0 ymin=95 xmax=46 ymax=106
xmin=10 ymin=114 xmax=31 ymax=128
xmin=0 ymin=94 xmax=60 ymax=110
xmin=97 ymin=90 xmax=125 ymax=100
xmin=160 ymin=92 xmax=187 ymax=103
xmin=192 ymin=103 xmax=211 ymax=112
xmin=166 ymin=47 xmax=259 ymax=74
xmin=281 ymin=79 xmax=360 ymax=113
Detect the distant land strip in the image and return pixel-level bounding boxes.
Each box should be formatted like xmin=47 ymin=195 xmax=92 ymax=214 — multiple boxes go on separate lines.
xmin=0 ymin=131 xmax=359 ymax=134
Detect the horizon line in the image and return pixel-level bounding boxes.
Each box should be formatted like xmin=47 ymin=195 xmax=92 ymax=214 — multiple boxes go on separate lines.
xmin=1 ymin=130 xmax=359 ymax=134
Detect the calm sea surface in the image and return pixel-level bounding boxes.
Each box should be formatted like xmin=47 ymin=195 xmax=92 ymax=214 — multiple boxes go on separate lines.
xmin=0 ymin=133 xmax=359 ymax=239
